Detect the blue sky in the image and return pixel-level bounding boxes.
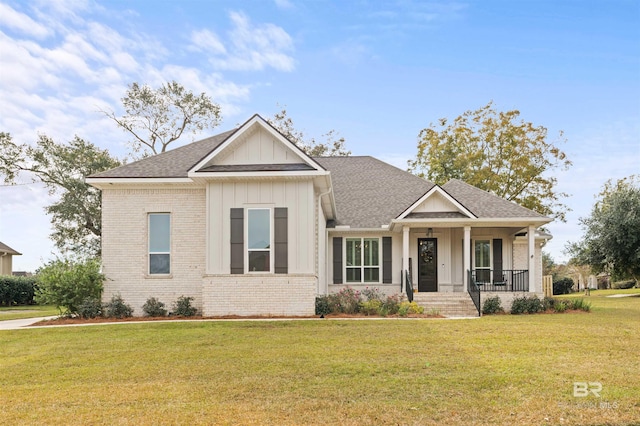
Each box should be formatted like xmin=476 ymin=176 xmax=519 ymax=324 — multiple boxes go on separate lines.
xmin=0 ymin=0 xmax=639 ymax=271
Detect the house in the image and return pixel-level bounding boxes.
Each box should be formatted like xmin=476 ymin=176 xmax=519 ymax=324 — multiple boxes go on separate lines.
xmin=0 ymin=241 xmax=21 ymax=276
xmin=87 ymin=114 xmax=552 ymax=317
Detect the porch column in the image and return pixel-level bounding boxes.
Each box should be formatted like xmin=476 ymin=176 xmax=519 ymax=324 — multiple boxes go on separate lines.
xmin=528 ymin=225 xmax=536 ymax=292
xmin=402 ymin=226 xmax=410 ymax=292
xmin=463 ymin=226 xmax=471 ymax=292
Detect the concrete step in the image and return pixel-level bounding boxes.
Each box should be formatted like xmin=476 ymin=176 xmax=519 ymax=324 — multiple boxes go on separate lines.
xmin=411 ymin=293 xmax=479 ymax=317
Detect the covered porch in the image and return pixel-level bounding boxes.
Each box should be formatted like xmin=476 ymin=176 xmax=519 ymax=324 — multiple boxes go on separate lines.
xmin=396 ymin=223 xmax=544 ymax=295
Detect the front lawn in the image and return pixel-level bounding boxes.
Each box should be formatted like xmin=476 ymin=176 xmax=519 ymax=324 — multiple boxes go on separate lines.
xmin=0 ymin=293 xmax=638 ymax=425
xmin=0 ymin=305 xmax=58 ymax=321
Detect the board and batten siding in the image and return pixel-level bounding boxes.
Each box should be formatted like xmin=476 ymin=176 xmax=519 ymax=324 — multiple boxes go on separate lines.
xmin=207 ymin=180 xmax=316 ymax=274
xmin=209 ymin=127 xmax=304 ymax=166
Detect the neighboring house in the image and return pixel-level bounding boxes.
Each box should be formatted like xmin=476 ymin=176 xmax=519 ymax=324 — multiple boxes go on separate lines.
xmin=87 ymin=114 xmax=552 ymax=317
xmin=0 ymin=241 xmax=21 ymax=276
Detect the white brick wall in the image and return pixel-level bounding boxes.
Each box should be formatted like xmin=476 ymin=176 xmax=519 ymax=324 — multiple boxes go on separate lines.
xmin=101 ymin=187 xmax=206 ymax=315
xmin=202 ymin=274 xmax=316 ymax=316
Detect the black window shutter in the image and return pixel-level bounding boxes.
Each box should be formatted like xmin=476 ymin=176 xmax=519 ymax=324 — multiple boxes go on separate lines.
xmin=382 ymin=236 xmax=392 ymax=283
xmin=333 ymin=237 xmax=343 ymax=284
xmin=493 ymin=238 xmax=503 ymax=278
xmin=274 ymin=208 xmax=288 ymax=274
xmin=230 ymin=208 xmax=244 ymax=274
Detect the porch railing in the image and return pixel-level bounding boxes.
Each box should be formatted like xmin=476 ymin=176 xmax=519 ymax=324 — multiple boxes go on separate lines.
xmin=467 ymin=270 xmax=481 ymax=316
xmin=405 ymin=270 xmax=413 ymax=303
xmin=470 ymin=269 xmax=529 ymax=292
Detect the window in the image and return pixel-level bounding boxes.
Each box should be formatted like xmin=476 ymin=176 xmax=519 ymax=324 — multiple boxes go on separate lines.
xmin=346 ymin=238 xmax=380 ymax=283
xmin=149 ymin=213 xmax=170 ymax=274
xmin=247 ymin=209 xmax=271 ymax=272
xmin=474 ymin=240 xmax=490 ymax=282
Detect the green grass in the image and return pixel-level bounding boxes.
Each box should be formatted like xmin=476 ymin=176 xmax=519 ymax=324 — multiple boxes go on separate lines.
xmin=0 ymin=293 xmax=638 ymax=425
xmin=0 ymin=305 xmax=58 ymax=321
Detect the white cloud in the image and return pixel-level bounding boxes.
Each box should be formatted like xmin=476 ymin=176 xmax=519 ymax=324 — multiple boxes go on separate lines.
xmin=203 ymin=11 xmax=295 ymax=72
xmin=274 ymin=0 xmax=294 ymax=9
xmin=0 ymin=2 xmax=51 ymax=38
xmin=190 ymin=29 xmax=227 ymax=55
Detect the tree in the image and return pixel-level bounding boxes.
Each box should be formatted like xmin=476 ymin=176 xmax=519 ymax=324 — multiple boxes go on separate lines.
xmin=542 ymin=251 xmax=556 ymax=277
xmin=102 ymin=81 xmax=222 ymax=158
xmin=567 ymin=176 xmax=640 ymax=281
xmin=408 ymin=102 xmax=571 ymax=221
xmin=267 ymin=107 xmax=351 ymax=157
xmin=0 ymin=133 xmax=122 ymax=257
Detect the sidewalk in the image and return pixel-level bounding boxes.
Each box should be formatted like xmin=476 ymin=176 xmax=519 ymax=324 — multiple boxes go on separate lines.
xmin=0 ymin=316 xmax=58 ymax=330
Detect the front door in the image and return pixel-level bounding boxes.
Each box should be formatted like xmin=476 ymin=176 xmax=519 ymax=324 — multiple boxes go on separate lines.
xmin=418 ymin=238 xmax=438 ymax=292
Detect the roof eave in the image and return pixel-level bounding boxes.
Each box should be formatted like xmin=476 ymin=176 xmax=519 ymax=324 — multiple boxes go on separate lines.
xmin=85 ymin=177 xmax=193 ymax=189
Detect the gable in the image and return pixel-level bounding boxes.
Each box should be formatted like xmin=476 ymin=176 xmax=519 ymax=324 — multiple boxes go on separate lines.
xmin=412 ymin=191 xmax=463 ymax=214
xmin=206 ymin=126 xmax=307 ymax=167
xmin=397 ymin=185 xmax=476 ymax=220
xmin=190 ymin=115 xmax=326 ymax=176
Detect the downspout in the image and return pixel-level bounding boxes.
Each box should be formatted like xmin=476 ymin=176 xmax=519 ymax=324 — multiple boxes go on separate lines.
xmin=317 ymin=188 xmax=332 ymax=295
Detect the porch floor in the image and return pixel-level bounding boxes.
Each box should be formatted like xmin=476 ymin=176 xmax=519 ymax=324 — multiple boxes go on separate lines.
xmin=413 ymin=292 xmax=479 ymax=317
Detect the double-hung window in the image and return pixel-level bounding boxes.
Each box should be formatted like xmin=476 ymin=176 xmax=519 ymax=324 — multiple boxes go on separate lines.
xmin=346 ymin=237 xmax=380 ymax=283
xmin=247 ymin=208 xmax=271 ymax=272
xmin=149 ymin=213 xmax=170 ymax=275
xmin=474 ymin=239 xmax=490 ymax=283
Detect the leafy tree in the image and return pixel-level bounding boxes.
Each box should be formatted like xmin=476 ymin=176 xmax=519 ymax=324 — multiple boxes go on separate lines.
xmin=268 ymin=107 xmax=351 ymax=157
xmin=35 ymin=258 xmax=104 ymax=316
xmin=408 ymin=102 xmax=571 ymax=221
xmin=0 ymin=133 xmax=122 ymax=257
xmin=542 ymin=251 xmax=556 ymax=277
xmin=102 ymin=81 xmax=222 ymax=158
xmin=567 ymin=176 xmax=640 ymax=281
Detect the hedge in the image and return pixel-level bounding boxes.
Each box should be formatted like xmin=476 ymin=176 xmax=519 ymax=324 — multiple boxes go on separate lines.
xmin=0 ymin=275 xmax=37 ymax=305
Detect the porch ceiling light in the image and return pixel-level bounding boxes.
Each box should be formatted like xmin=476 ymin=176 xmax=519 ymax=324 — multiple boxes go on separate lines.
xmin=427 ymin=228 xmax=433 ymax=238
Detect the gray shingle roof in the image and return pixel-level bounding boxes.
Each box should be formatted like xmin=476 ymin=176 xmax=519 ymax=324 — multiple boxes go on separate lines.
xmin=314 ymin=156 xmax=435 ymax=228
xmin=89 ymin=124 xmax=548 ymax=227
xmin=89 ymin=129 xmax=236 ymax=178
xmin=441 ymin=179 xmax=546 ymax=218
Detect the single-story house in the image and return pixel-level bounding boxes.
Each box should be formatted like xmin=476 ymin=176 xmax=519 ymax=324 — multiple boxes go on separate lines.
xmin=87 ymin=114 xmax=552 ymax=317
xmin=0 ymin=241 xmax=21 ymax=276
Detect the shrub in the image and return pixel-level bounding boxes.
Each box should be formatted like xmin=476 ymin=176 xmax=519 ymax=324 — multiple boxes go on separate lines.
xmin=510 ymin=296 xmax=544 ymax=314
xmin=554 ymin=300 xmax=568 ymax=313
xmin=104 ymin=294 xmax=133 ymax=318
xmin=328 ymin=287 xmax=361 ymax=314
xmin=361 ymin=287 xmax=383 ymax=302
xmin=172 ymin=295 xmax=198 ymax=317
xmin=398 ymin=301 xmax=424 ymax=316
xmin=78 ymin=296 xmax=103 ymax=319
xmin=542 ymin=296 xmax=556 ymax=311
xmin=553 ymin=277 xmax=574 ymax=295
xmin=359 ymin=299 xmax=383 ymax=316
xmin=315 ymin=296 xmax=331 ymax=316
xmin=0 ymin=275 xmax=37 ymax=305
xmin=35 ymin=258 xmax=104 ymax=316
xmin=142 ymin=297 xmax=168 ymax=317
xmin=612 ymin=280 xmax=636 ymax=289
xmin=568 ymin=298 xmax=591 ymax=312
xmin=381 ymin=294 xmax=402 ymax=316
xmin=482 ymin=296 xmax=504 ymax=315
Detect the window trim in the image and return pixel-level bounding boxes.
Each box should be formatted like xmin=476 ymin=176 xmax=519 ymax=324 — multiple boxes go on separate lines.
xmin=246 ymin=207 xmax=273 ymax=273
xmin=148 ymin=212 xmax=171 ymax=276
xmin=344 ymin=237 xmax=381 ymax=284
xmin=473 ymin=238 xmax=491 ymax=283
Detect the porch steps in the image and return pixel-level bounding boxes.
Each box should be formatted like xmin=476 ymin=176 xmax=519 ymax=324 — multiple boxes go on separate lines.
xmin=412 ymin=293 xmax=479 ymax=318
